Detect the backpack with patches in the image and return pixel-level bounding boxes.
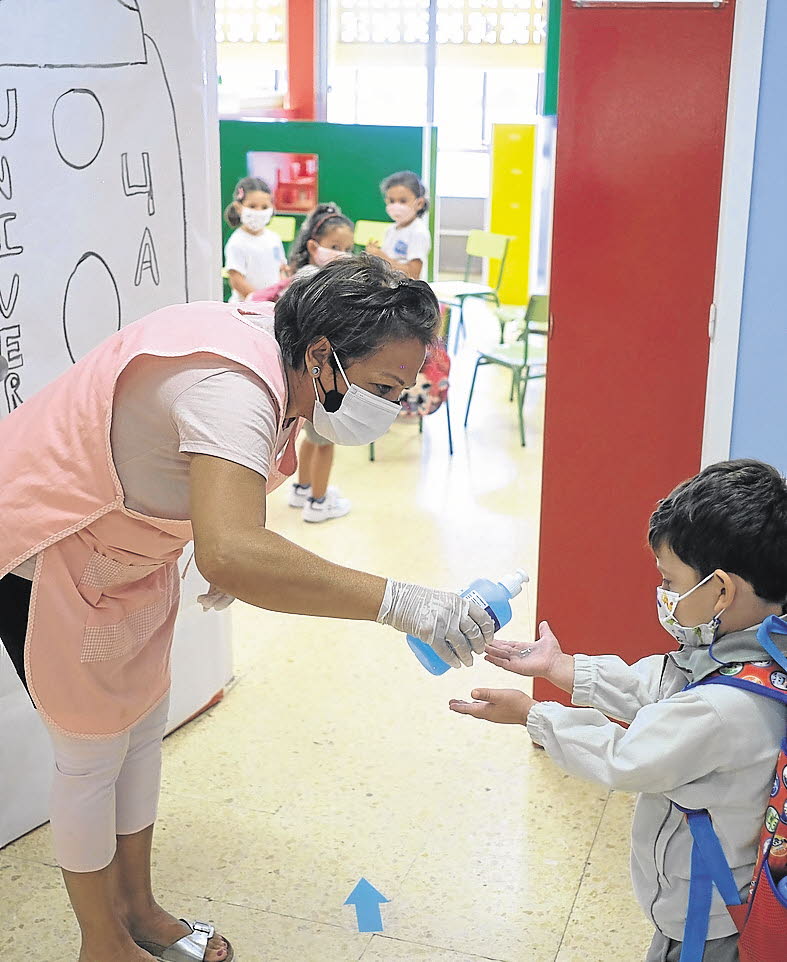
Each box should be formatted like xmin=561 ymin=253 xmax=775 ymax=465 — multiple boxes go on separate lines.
xmin=399 ymin=339 xmax=450 ymax=418
xmin=677 ymin=615 xmax=787 ymax=962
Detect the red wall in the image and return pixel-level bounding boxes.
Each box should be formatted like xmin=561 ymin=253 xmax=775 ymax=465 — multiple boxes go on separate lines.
xmin=534 ymin=2 xmax=735 ymax=701
xmin=286 ymin=0 xmax=317 ymax=120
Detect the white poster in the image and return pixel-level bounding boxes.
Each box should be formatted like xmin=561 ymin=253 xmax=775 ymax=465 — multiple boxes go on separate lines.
xmin=0 ymin=1 xmax=229 ymax=850
xmin=0 ymin=0 xmax=221 ymax=412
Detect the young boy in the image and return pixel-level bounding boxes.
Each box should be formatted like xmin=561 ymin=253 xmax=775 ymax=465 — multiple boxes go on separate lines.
xmin=450 ymin=460 xmax=787 ymax=962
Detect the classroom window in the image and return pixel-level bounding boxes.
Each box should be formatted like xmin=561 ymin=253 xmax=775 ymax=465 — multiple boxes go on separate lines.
xmin=337 ymin=0 xmax=546 ymax=46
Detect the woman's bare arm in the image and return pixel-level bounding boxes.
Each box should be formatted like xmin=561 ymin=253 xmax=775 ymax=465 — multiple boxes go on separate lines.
xmin=189 ymin=453 xmax=386 ymax=619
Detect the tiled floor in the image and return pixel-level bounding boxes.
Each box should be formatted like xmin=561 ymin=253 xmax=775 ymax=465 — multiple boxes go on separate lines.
xmin=2 ymin=304 xmax=654 ymax=961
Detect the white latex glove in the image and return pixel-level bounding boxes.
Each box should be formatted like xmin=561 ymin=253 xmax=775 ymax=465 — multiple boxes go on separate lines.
xmin=197 ymin=585 xmax=236 ymax=612
xmin=377 ymin=579 xmax=495 ymax=668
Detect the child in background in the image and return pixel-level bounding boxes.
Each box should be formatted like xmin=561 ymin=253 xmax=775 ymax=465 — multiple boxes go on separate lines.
xmin=450 ymin=459 xmax=787 ymax=962
xmin=224 ymin=176 xmax=288 ymax=302
xmin=367 ymin=170 xmax=431 ymax=280
xmin=287 ymin=204 xmax=355 ymax=523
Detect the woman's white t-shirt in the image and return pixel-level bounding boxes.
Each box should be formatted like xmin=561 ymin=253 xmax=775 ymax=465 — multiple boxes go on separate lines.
xmin=224 ymin=227 xmax=286 ymax=301
xmin=382 ymin=217 xmax=431 ymax=280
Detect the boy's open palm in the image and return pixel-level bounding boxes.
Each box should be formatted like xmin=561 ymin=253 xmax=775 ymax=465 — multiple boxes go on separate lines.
xmin=449 ymin=688 xmax=535 ymax=726
xmin=485 ymin=620 xmax=563 ymax=678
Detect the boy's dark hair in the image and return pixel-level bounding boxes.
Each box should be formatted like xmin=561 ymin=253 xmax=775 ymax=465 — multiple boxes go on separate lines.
xmin=381 ymin=170 xmax=429 ymax=217
xmin=224 ymin=176 xmax=272 ymax=228
xmin=275 ymin=253 xmax=438 ymax=371
xmin=648 ymin=459 xmax=787 ymax=604
xmin=289 ymin=202 xmax=354 ymax=272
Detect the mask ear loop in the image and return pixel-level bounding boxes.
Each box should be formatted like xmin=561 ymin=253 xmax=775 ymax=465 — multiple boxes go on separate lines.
xmin=318 ymin=350 xmax=347 ymax=413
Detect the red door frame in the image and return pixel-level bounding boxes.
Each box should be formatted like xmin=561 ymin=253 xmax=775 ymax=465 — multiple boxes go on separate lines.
xmin=534 ymin=1 xmax=736 ymax=701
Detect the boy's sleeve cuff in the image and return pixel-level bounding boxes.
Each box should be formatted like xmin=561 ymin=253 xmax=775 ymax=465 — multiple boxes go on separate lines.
xmin=526 ymin=701 xmax=559 ymax=747
xmin=571 ymin=654 xmax=596 ymax=707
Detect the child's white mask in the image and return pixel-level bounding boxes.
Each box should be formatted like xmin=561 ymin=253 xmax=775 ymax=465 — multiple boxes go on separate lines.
xmin=656 ymin=572 xmax=725 ymax=647
xmin=386 ymin=202 xmax=413 ymax=223
xmin=241 ymin=206 xmax=273 ymax=232
xmin=313 ymin=246 xmax=350 ymax=267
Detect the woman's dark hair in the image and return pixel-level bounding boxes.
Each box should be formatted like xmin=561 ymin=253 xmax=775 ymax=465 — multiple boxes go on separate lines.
xmin=648 ymin=459 xmax=787 ymax=604
xmin=275 ymin=253 xmax=439 ymax=371
xmin=289 ymin=202 xmax=354 ymax=272
xmin=224 ymin=176 xmax=273 ymax=228
xmin=381 ymin=170 xmax=429 ymax=217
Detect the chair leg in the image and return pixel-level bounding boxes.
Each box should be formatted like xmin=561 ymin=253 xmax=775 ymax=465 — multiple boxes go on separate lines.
xmin=499 ymin=317 xmax=506 ymax=344
xmin=369 ymin=442 xmax=375 ymax=462
xmin=515 ymin=375 xmax=525 ymax=447
xmin=509 ymin=369 xmax=516 ymax=402
xmin=445 ymin=397 xmax=454 ymax=456
xmin=418 ymin=415 xmax=424 ymax=435
xmin=452 ymin=302 xmax=465 ymax=353
xmin=464 ymin=358 xmax=482 ymax=428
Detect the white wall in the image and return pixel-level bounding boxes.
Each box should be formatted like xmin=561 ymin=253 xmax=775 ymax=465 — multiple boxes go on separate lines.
xmin=0 ymin=0 xmax=229 ymax=849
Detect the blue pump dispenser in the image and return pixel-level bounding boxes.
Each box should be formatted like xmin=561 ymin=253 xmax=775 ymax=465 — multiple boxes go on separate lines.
xmin=407 ymin=569 xmax=529 ymax=674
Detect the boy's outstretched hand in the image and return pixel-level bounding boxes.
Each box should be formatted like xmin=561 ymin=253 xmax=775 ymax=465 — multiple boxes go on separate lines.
xmin=449 ymin=688 xmax=535 ymax=726
xmin=484 ymin=621 xmax=575 ymax=693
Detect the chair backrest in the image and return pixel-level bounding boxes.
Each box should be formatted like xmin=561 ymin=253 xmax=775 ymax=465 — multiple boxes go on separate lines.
xmin=519 ymin=294 xmax=549 ymax=364
xmin=354 ymin=220 xmax=390 ymax=248
xmin=524 ymin=293 xmax=549 ymax=329
xmin=464 ymin=230 xmax=510 ymax=289
xmin=268 ymin=215 xmax=297 ymax=243
xmin=466 ymin=229 xmax=509 ymax=261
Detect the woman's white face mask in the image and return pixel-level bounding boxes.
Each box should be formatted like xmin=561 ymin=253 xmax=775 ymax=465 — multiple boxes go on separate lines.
xmin=311 ymin=352 xmax=401 ymax=446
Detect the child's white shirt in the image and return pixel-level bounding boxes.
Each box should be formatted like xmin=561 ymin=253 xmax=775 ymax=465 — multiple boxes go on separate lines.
xmin=224 ymin=227 xmax=285 ymax=301
xmin=526 ymin=624 xmax=787 ymax=941
xmin=382 ymin=217 xmax=431 ymax=280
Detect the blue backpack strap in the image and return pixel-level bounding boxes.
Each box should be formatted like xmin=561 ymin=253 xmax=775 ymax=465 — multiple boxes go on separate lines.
xmin=756 ymin=615 xmax=787 ymax=673
xmin=675 ymin=806 xmax=743 ymax=962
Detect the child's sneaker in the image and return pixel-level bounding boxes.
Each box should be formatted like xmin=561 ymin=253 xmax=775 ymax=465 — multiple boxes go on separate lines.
xmin=303 ymin=490 xmax=351 ymax=523
xmin=288 ymin=483 xmax=312 ymax=508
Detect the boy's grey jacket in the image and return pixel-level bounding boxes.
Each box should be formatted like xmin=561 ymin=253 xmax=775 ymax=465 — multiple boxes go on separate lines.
xmin=527 ymin=619 xmax=787 ymax=940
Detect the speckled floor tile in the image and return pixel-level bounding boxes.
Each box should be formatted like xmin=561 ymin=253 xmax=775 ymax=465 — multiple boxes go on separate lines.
xmin=150 ymin=790 xmax=428 ymax=930
xmin=361 ymin=934 xmax=510 ymax=961
xmin=0 ymin=854 xmax=80 ymax=957
xmin=378 ymin=769 xmax=608 ymax=961
xmin=554 ymin=792 xmax=654 ymax=962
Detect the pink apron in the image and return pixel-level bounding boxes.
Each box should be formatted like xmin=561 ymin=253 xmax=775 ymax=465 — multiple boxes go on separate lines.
xmin=0 ymin=301 xmax=300 ymax=737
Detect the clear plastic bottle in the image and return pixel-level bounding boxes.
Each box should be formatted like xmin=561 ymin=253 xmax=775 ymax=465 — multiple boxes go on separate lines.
xmin=407 ymin=569 xmax=529 ymax=675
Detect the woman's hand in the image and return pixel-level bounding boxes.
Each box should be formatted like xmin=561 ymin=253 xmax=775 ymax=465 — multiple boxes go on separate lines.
xmin=449 ymin=688 xmax=535 ymax=726
xmin=377 ymin=580 xmax=494 ymax=668
xmin=484 ymin=620 xmax=575 ymax=691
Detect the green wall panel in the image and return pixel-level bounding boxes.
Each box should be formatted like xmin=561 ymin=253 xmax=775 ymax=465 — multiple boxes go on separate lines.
xmin=219 ymin=120 xmax=425 ymax=254
xmin=543 ymin=0 xmax=562 ymax=117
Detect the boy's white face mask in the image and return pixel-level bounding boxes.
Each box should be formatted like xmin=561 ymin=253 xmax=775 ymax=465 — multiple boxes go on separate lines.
xmin=656 ymin=572 xmax=725 ymax=647
xmin=312 ymin=351 xmax=400 ymax=446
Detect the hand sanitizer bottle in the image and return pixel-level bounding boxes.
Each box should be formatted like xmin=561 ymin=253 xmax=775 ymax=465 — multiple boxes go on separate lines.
xmin=407 ymin=569 xmax=529 ymax=675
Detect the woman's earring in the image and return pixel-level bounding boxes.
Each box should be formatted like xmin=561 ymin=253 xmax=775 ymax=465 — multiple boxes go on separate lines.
xmin=311 ymin=366 xmax=321 ymax=377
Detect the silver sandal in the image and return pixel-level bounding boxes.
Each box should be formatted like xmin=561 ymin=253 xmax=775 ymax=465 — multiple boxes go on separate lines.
xmin=136 ymin=919 xmax=235 ymax=961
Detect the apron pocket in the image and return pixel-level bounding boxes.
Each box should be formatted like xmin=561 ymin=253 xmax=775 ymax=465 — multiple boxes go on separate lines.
xmin=80 ymin=565 xmax=177 ymax=664
xmin=79 ymin=552 xmax=163 ymax=592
